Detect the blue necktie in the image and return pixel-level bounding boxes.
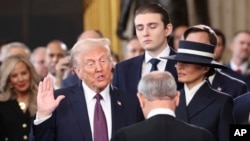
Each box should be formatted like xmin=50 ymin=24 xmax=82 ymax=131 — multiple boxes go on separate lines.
xmin=94 ymin=94 xmax=108 ymax=141
xmin=149 ymin=58 xmax=160 ymax=72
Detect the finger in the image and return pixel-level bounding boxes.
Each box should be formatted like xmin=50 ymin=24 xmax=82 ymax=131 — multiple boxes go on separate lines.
xmin=55 ymin=95 xmax=65 ymax=106
xmin=48 ymin=77 xmax=53 ymax=92
xmin=38 ymin=81 xmax=43 ymax=98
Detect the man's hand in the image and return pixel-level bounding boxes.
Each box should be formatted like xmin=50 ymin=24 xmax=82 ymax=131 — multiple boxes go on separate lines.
xmin=37 ymin=76 xmax=65 ymax=119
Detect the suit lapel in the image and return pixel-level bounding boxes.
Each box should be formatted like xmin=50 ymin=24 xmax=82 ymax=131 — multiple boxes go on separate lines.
xmin=127 ymin=55 xmax=144 ymax=94
xmin=175 ymin=89 xmax=189 ymax=122
xmin=110 ymin=86 xmax=123 ymax=135
xmin=187 ymin=82 xmax=217 ymax=119
xmin=67 ymin=82 xmax=92 ymax=141
xmin=211 ymin=71 xmax=224 ymax=92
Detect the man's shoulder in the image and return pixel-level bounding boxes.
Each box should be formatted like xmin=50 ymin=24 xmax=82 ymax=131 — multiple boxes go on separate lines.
xmin=116 ymin=55 xmax=144 ymax=67
xmin=217 ymin=70 xmax=246 ymax=85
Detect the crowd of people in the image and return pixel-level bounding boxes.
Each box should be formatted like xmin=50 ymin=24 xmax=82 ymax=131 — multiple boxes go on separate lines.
xmin=0 ymin=2 xmax=250 ymax=141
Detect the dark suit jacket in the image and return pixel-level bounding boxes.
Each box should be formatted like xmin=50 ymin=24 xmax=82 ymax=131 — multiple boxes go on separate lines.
xmin=61 ymin=73 xmax=79 ymax=88
xmin=30 ymin=81 xmax=143 ymax=141
xmin=176 ymin=82 xmax=235 ymax=141
xmin=233 ymin=92 xmax=250 ymax=124
xmin=0 ymin=100 xmax=32 ymax=141
xmin=211 ymin=71 xmax=248 ymax=99
xmin=222 ymin=64 xmax=250 ymax=89
xmin=111 ymin=114 xmax=215 ymax=141
xmin=112 ymin=49 xmax=182 ymax=96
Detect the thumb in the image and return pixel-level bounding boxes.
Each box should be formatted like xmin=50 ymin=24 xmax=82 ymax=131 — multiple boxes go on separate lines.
xmin=55 ymin=95 xmax=65 ymax=106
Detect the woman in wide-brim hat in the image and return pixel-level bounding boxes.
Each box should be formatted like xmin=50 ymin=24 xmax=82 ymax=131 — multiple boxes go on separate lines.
xmin=162 ymin=40 xmax=234 ymax=141
xmin=162 ymin=40 xmax=226 ymax=89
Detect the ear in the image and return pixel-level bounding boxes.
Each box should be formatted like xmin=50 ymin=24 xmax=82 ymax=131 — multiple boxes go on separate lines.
xmin=203 ymin=66 xmax=210 ymax=74
xmin=174 ymin=91 xmax=180 ymax=107
xmin=137 ymin=93 xmax=145 ymax=108
xmin=165 ymin=23 xmax=173 ymax=37
xmin=73 ymin=66 xmax=81 ymax=79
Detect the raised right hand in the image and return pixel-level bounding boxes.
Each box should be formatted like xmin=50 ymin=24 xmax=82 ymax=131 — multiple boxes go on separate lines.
xmin=37 ymin=76 xmax=65 ymax=119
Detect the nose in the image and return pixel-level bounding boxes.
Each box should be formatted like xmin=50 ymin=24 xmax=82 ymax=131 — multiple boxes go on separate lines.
xmin=95 ymin=61 xmax=103 ymax=72
xmin=17 ymin=75 xmax=24 ymax=81
xmin=142 ymin=27 xmax=149 ymax=36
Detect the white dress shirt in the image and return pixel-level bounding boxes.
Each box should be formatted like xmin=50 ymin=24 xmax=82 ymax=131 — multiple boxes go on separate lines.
xmin=83 ymin=82 xmax=112 ymax=140
xmin=142 ymin=46 xmax=170 ymax=77
xmin=147 ymin=108 xmax=175 ymax=119
xmin=230 ymin=60 xmax=249 ymax=74
xmin=184 ymin=80 xmax=206 ymax=106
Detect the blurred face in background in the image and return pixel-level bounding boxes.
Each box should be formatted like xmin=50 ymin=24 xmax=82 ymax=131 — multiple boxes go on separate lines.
xmin=230 ymin=32 xmax=250 ymax=63
xmin=214 ymin=35 xmax=225 ymax=62
xmin=9 ymin=61 xmax=31 ymax=94
xmin=31 ymin=48 xmax=48 ymax=78
xmin=45 ymin=42 xmax=66 ymax=76
xmin=125 ymin=38 xmax=144 ymax=60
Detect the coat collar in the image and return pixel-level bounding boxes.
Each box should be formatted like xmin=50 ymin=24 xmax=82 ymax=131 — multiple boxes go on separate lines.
xmin=176 ymin=82 xmax=217 ymax=122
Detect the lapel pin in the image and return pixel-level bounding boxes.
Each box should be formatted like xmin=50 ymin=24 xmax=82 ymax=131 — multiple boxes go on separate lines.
xmin=217 ymin=87 xmax=222 ymax=91
xmin=117 ymin=101 xmax=122 ymax=106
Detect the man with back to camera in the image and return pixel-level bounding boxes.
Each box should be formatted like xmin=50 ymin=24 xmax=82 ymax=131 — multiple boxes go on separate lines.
xmin=111 ymin=71 xmax=214 ymax=141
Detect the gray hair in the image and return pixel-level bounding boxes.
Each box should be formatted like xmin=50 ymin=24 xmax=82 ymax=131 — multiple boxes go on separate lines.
xmin=70 ymin=38 xmax=111 ymax=67
xmin=138 ymin=71 xmax=177 ymax=101
xmin=1 ymin=42 xmax=31 ymax=61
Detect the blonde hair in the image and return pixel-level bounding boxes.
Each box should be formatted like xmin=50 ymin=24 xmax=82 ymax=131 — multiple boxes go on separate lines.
xmin=0 ymin=55 xmax=40 ymax=116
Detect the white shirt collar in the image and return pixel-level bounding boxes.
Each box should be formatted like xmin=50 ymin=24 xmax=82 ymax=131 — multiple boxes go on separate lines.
xmin=82 ymin=81 xmax=110 ymax=103
xmin=208 ymin=73 xmax=215 ymax=84
xmin=145 ymin=45 xmax=170 ymax=63
xmin=147 ymin=108 xmax=175 ymax=119
xmin=184 ymin=80 xmax=206 ymax=105
xmin=230 ymin=60 xmax=249 ymax=74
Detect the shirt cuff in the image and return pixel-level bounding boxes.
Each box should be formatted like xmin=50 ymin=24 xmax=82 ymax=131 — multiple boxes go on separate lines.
xmin=34 ymin=114 xmax=52 ymax=125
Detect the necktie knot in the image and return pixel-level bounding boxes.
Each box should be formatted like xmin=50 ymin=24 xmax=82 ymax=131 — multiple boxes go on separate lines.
xmin=149 ymin=58 xmax=160 ymax=71
xmin=94 ymin=94 xmax=103 ymax=101
xmin=236 ymin=68 xmax=242 ymax=74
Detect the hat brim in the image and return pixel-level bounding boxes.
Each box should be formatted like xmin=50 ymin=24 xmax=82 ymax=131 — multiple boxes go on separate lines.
xmin=161 ymin=54 xmax=227 ymax=69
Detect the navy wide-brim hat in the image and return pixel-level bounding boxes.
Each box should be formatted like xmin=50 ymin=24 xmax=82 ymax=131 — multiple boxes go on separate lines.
xmin=162 ymin=40 xmax=227 ymax=69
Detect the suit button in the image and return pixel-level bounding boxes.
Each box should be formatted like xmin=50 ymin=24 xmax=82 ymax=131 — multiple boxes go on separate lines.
xmin=22 ymin=123 xmax=27 ymax=128
xmin=23 ymin=135 xmax=28 ymax=140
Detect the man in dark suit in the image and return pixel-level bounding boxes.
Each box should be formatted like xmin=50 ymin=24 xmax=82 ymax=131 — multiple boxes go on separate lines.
xmin=233 ymin=92 xmax=250 ymax=124
xmin=183 ymin=25 xmax=248 ymax=99
xmin=111 ymin=71 xmax=214 ymax=141
xmin=29 ymin=38 xmax=143 ymax=141
xmin=113 ymin=3 xmax=182 ymax=98
xmin=221 ymin=30 xmax=250 ymax=89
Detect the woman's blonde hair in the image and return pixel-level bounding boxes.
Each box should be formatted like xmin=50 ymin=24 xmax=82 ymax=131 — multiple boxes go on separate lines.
xmin=0 ymin=55 xmax=40 ymax=116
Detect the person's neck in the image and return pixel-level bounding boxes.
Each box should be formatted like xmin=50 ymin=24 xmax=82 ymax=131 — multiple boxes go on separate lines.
xmin=186 ymin=78 xmax=205 ymax=90
xmin=232 ymin=57 xmax=248 ymax=66
xmin=147 ymin=42 xmax=168 ymax=58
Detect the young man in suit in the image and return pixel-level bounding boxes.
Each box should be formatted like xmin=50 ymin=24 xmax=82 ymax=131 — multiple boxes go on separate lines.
xmin=111 ymin=71 xmax=214 ymax=141
xmin=113 ymin=3 xmax=182 ymax=98
xmin=29 ymin=38 xmax=143 ymax=141
xmin=183 ymin=25 xmax=248 ymax=99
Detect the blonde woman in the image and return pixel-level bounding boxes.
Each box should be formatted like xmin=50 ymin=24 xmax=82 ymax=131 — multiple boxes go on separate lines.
xmin=0 ymin=55 xmax=40 ymax=141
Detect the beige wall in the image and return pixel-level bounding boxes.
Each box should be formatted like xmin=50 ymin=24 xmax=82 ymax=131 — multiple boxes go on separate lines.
xmin=208 ymin=0 xmax=250 ymax=63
